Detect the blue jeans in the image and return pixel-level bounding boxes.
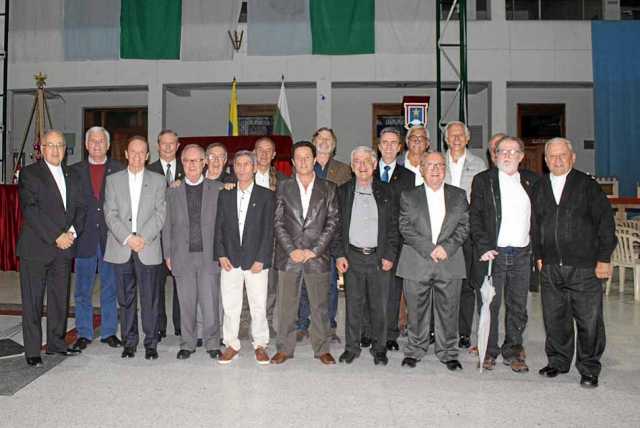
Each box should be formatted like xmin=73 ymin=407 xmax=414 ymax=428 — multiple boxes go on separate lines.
xmin=74 ymin=244 xmax=118 ymax=340
xmin=297 ymin=258 xmax=338 ymax=331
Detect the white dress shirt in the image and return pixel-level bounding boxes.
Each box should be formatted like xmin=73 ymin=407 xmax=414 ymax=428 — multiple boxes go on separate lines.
xmin=160 ymin=158 xmax=177 ymax=181
xmin=448 ymin=150 xmax=466 ymax=188
xmin=45 ymin=160 xmax=76 ymax=236
xmin=296 ymin=174 xmax=315 ymax=219
xmin=378 ymin=159 xmax=396 ymax=182
xmin=404 ymin=153 xmax=424 ymax=186
xmin=255 ymin=169 xmax=270 ymax=189
xmin=237 ymin=181 xmax=254 ymax=244
xmin=128 ymin=168 xmax=144 ymax=235
xmin=497 ymin=171 xmax=531 ymax=247
xmin=185 ymin=175 xmax=204 ymax=186
xmin=425 ymin=184 xmax=446 ymax=245
xmin=550 ymin=170 xmax=571 ymax=205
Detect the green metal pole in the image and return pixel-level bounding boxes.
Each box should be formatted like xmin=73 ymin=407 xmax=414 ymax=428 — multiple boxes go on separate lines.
xmin=436 ymin=1 xmax=442 ymax=152
xmin=459 ymin=0 xmax=468 ymax=124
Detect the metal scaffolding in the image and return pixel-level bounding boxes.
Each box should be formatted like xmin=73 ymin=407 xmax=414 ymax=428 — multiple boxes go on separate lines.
xmin=435 ymin=0 xmax=468 ymax=152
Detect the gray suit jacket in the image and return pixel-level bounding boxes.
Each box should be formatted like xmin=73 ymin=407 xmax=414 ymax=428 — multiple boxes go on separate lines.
xmin=396 ymin=184 xmax=470 ymax=281
xmin=104 ymin=169 xmax=166 ymax=265
xmin=445 ymin=150 xmax=486 ymax=202
xmin=162 ymin=179 xmax=223 ymax=277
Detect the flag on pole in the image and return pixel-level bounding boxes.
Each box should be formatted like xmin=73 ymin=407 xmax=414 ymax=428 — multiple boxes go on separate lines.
xmin=273 ymin=77 xmax=293 ymax=137
xmin=228 ymin=78 xmax=239 ymax=136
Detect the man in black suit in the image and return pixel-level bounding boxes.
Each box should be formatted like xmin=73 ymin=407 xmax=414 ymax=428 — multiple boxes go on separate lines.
xmin=17 ymin=129 xmax=86 ymax=366
xmin=147 ymin=129 xmax=183 ymax=338
xmin=333 ymin=146 xmax=399 ymax=366
xmin=373 ymin=127 xmax=415 ymax=351
xmin=215 ymin=150 xmax=274 ymax=365
xmin=71 ymin=127 xmax=124 ymax=350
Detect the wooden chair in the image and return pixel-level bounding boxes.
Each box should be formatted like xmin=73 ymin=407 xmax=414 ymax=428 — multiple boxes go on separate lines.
xmin=594 ymin=176 xmax=619 ymax=198
xmin=606 ymin=230 xmax=640 ymax=302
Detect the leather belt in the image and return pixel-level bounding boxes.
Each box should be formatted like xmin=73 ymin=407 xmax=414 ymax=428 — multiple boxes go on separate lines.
xmin=349 ymin=244 xmax=377 ymax=256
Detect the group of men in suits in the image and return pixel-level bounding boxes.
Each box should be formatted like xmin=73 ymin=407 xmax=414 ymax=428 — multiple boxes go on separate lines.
xmin=17 ymin=122 xmax=615 ymax=388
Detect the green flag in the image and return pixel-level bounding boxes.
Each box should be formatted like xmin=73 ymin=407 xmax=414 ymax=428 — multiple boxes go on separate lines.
xmin=120 ymin=0 xmax=181 ymax=59
xmin=310 ymin=0 xmax=374 ymax=55
xmin=273 ymin=79 xmax=292 ymax=137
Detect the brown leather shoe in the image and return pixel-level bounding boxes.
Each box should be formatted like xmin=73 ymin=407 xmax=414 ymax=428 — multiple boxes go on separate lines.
xmin=510 ymin=351 xmax=529 ymax=373
xmin=217 ymin=347 xmax=239 ymax=365
xmin=255 ymin=347 xmax=270 ymax=365
xmin=270 ymin=351 xmax=289 ymax=364
xmin=318 ymin=353 xmax=336 ymax=365
xmin=481 ymin=356 xmax=496 ymax=371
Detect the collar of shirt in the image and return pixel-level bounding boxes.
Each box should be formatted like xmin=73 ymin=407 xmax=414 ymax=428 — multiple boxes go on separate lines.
xmin=498 ymin=169 xmax=520 ymax=183
xmin=128 ymin=168 xmax=144 ymax=179
xmin=238 ymin=180 xmax=254 ymax=195
xmin=425 ymin=183 xmax=445 ymax=197
xmin=44 ymin=159 xmax=63 ymax=176
xmin=549 ymin=170 xmax=571 ymax=183
xmin=88 ymin=157 xmax=107 ymax=165
xmin=296 ymin=174 xmax=315 ymax=192
xmin=160 ymin=158 xmax=176 ymax=173
xmin=379 ymin=159 xmax=396 ymax=177
xmin=448 ymin=150 xmax=467 ymax=166
xmin=356 ymin=181 xmax=373 ymax=194
xmin=185 ymin=175 xmax=204 ymax=186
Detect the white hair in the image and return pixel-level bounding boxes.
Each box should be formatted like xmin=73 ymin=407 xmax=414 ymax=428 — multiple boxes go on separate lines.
xmin=350 ymin=146 xmax=378 ymax=164
xmin=544 ymin=137 xmax=574 ymax=157
xmin=85 ymin=126 xmax=111 ymax=147
xmin=405 ymin=125 xmax=430 ymax=145
xmin=444 ymin=121 xmax=471 ymax=142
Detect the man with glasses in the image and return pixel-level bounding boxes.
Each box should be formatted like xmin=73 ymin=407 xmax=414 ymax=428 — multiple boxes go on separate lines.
xmin=17 ymin=130 xmax=86 ymax=366
xmin=399 ymin=125 xmax=430 ymax=186
xmin=396 ymin=152 xmax=469 ymax=371
xmin=443 ymin=121 xmax=487 ymax=350
xmin=162 ymin=144 xmax=224 ymax=360
xmin=148 ymin=129 xmax=184 ymax=339
xmin=469 ymin=136 xmax=539 ymax=372
xmin=205 ymin=143 xmax=235 ymax=183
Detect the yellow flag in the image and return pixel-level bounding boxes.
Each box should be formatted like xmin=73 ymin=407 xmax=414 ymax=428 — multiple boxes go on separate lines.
xmin=228 ymin=78 xmax=239 ymax=136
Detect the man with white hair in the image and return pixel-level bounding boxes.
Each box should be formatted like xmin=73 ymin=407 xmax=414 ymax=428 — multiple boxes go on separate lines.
xmin=533 ymin=137 xmax=616 ymax=389
xmin=443 ymin=120 xmax=487 ymax=349
xmin=71 ymin=127 xmax=125 ymax=350
xmin=332 ymin=146 xmax=399 ymax=366
xmin=399 ymin=125 xmax=430 ymax=186
xmin=469 ymin=136 xmax=539 ymax=372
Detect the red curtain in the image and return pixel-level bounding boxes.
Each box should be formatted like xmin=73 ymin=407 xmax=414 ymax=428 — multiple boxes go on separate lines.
xmin=0 ymin=185 xmax=22 ymax=271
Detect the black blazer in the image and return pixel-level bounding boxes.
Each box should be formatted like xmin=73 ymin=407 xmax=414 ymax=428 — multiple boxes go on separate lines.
xmin=379 ymin=163 xmax=415 ymax=195
xmin=147 ymin=159 xmax=184 ymax=182
xmin=332 ymin=178 xmax=399 ymax=264
xmin=71 ymin=158 xmax=124 ymax=257
xmin=214 ymin=185 xmax=275 ymax=270
xmin=17 ymin=161 xmax=86 ymax=262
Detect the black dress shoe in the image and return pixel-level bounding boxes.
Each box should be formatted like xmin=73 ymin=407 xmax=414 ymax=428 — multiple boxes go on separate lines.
xmin=177 ymin=349 xmax=195 ymax=360
xmin=429 ymin=331 xmax=436 ymax=344
xmin=175 ymin=329 xmax=181 ymax=336
xmin=73 ymin=337 xmax=91 ymax=350
xmin=145 ymin=348 xmax=159 ymax=360
xmin=386 ymin=340 xmax=399 ymax=351
xmin=360 ymin=336 xmax=372 ymax=348
xmin=372 ymin=352 xmax=388 ymax=366
xmin=121 ymin=347 xmax=136 ymax=358
xmin=338 ymin=350 xmax=358 ymax=364
xmin=100 ymin=335 xmax=122 ymax=348
xmin=538 ymin=366 xmax=567 ymax=378
xmin=444 ymin=360 xmax=463 ymax=371
xmin=401 ymin=357 xmax=418 ymax=368
xmin=458 ymin=335 xmax=471 ymax=349
xmin=196 ymin=338 xmax=203 ymax=347
xmin=159 ymin=330 xmax=167 ymax=338
xmin=207 ymin=349 xmax=222 ymax=359
xmin=580 ymin=374 xmax=599 ymax=388
xmin=26 ymin=356 xmax=43 ymax=367
xmin=46 ymin=348 xmax=81 ymax=356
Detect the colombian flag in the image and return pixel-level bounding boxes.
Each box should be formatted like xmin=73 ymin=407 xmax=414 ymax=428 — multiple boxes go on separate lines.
xmin=228 ymin=78 xmax=239 ymax=136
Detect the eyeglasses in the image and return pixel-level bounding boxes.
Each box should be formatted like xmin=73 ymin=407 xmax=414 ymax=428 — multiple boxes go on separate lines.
xmin=183 ymin=159 xmax=204 ymax=164
xmin=408 ymin=136 xmax=428 ymax=143
xmin=423 ymin=162 xmax=445 ymax=170
xmin=497 ymin=149 xmax=523 ymax=157
xmin=207 ymin=155 xmax=226 ymax=161
xmin=43 ymin=143 xmax=66 ymax=150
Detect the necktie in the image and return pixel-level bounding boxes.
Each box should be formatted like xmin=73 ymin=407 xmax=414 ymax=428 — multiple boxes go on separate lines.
xmin=165 ymin=163 xmax=172 ymax=186
xmin=382 ymin=165 xmax=390 ymax=183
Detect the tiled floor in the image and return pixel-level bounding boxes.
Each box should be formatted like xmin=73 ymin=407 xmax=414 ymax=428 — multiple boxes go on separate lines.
xmin=1 ymin=271 xmax=639 ymax=427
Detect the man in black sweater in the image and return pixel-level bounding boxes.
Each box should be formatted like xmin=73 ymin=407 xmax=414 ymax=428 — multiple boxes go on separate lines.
xmin=532 ymin=137 xmax=616 ymax=389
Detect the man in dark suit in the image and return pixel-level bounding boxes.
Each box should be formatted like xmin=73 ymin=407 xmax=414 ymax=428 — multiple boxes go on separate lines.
xmin=147 ymin=129 xmax=183 ymax=339
xmin=333 ymin=146 xmax=399 ymax=366
xmin=17 ymin=129 xmax=87 ymax=366
xmin=470 ymin=136 xmax=539 ymax=372
xmin=271 ymin=141 xmax=340 ymax=365
xmin=215 ymin=150 xmax=275 ymax=365
xmin=396 ymin=152 xmax=469 ymax=371
xmin=71 ymin=127 xmax=124 ymax=351
xmin=371 ymin=127 xmax=415 ymax=351
xmin=104 ymin=136 xmax=166 ymax=360
xmin=163 ymin=144 xmax=223 ymax=360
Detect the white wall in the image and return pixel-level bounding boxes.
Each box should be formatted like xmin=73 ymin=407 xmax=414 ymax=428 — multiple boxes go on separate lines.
xmin=507 ymin=87 xmax=595 ymax=173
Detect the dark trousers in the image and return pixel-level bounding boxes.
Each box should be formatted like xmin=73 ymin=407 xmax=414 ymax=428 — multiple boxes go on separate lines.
xmin=266 ymin=267 xmax=278 ymax=336
xmin=157 ymin=263 xmax=180 ymax=334
xmin=541 ymin=264 xmax=606 ymax=377
xmin=344 ymin=250 xmax=389 ymax=355
xmin=404 ymin=275 xmax=462 ymax=362
xmin=487 ymin=246 xmax=531 ymax=359
xmin=276 ymin=270 xmax=331 ymax=357
xmin=361 ymin=272 xmax=402 ymax=341
xmin=113 ymin=253 xmax=161 ymax=350
xmin=457 ymin=239 xmax=476 ymax=337
xmin=19 ymin=256 xmax=72 ymax=358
